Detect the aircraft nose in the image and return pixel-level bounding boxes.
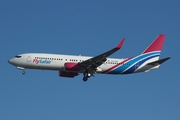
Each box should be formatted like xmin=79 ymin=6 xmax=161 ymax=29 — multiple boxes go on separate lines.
xmin=8 ymin=58 xmax=14 ymax=64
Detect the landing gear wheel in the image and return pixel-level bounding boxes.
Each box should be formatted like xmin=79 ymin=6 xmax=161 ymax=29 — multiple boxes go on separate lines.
xmin=83 ymin=77 xmax=87 ymax=82
xmin=83 ymin=77 xmax=88 ymax=82
xmin=22 ymin=71 xmax=26 ymax=75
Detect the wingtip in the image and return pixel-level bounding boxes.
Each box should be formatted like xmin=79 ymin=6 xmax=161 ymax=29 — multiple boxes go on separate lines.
xmin=116 ymin=38 xmax=125 ymax=49
xmin=166 ymin=56 xmax=171 ymax=60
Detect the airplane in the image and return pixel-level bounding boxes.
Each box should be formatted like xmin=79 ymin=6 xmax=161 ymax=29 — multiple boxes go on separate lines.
xmin=8 ymin=34 xmax=170 ymax=81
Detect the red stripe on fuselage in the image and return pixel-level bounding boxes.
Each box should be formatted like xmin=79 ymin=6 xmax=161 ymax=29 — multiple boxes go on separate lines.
xmin=103 ymin=57 xmax=133 ymax=73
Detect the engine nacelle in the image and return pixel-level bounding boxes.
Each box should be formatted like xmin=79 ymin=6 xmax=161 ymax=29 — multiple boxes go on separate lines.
xmin=64 ymin=62 xmax=81 ymax=71
xmin=59 ymin=71 xmax=78 ymax=78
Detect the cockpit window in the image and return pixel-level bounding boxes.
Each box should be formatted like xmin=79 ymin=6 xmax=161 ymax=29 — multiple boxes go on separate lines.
xmin=15 ymin=56 xmax=21 ymax=58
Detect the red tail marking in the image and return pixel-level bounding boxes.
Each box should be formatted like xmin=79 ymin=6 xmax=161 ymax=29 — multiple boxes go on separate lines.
xmin=142 ymin=34 xmax=166 ymax=54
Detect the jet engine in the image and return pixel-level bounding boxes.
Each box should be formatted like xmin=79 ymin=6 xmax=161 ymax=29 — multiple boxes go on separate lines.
xmin=59 ymin=71 xmax=78 ymax=78
xmin=64 ymin=62 xmax=81 ymax=71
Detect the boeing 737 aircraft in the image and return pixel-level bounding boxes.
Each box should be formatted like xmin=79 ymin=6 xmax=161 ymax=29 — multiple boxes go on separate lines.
xmin=8 ymin=34 xmax=170 ymax=81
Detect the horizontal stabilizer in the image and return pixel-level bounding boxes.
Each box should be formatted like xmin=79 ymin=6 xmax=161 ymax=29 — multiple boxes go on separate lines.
xmin=147 ymin=57 xmax=171 ymax=66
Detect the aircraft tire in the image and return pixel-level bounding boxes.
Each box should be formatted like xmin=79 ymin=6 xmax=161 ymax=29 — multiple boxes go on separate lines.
xmin=83 ymin=77 xmax=88 ymax=82
xmin=22 ymin=71 xmax=26 ymax=75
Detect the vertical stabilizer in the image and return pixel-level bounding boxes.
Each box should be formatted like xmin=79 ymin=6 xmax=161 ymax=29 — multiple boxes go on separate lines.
xmin=142 ymin=34 xmax=166 ymax=54
xmin=134 ymin=34 xmax=166 ymax=72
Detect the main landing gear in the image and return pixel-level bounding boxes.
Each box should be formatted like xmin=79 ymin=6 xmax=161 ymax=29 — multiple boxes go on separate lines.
xmin=83 ymin=70 xmax=93 ymax=82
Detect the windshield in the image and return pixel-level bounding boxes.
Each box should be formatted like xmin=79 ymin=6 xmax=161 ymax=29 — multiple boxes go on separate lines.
xmin=15 ymin=56 xmax=22 ymax=58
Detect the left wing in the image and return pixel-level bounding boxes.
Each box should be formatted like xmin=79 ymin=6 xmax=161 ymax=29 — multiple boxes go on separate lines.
xmin=79 ymin=38 xmax=125 ymax=71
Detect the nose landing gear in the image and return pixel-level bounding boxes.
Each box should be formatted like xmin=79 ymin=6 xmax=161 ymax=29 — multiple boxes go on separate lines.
xmin=22 ymin=71 xmax=26 ymax=75
xmin=16 ymin=67 xmax=26 ymax=75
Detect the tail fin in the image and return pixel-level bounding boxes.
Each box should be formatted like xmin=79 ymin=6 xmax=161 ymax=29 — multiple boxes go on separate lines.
xmin=142 ymin=34 xmax=166 ymax=54
xmin=134 ymin=34 xmax=168 ymax=72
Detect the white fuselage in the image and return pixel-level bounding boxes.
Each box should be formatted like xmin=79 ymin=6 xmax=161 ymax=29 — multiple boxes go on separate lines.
xmin=8 ymin=52 xmax=160 ymax=75
xmin=8 ymin=34 xmax=168 ymax=81
xmin=9 ymin=53 xmax=125 ymax=73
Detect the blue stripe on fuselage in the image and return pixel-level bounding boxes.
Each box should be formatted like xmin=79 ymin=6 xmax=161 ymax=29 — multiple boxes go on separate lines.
xmin=108 ymin=52 xmax=160 ymax=74
xmin=122 ymin=55 xmax=159 ymax=74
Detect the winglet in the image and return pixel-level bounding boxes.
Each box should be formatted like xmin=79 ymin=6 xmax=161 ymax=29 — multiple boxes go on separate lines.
xmin=116 ymin=38 xmax=125 ymax=49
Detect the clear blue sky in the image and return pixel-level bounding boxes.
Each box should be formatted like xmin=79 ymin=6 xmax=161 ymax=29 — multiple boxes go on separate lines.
xmin=1 ymin=0 xmax=179 ymax=120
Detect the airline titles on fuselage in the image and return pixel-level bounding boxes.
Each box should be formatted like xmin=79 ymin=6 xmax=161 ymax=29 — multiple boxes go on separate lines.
xmin=33 ymin=58 xmax=51 ymax=64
